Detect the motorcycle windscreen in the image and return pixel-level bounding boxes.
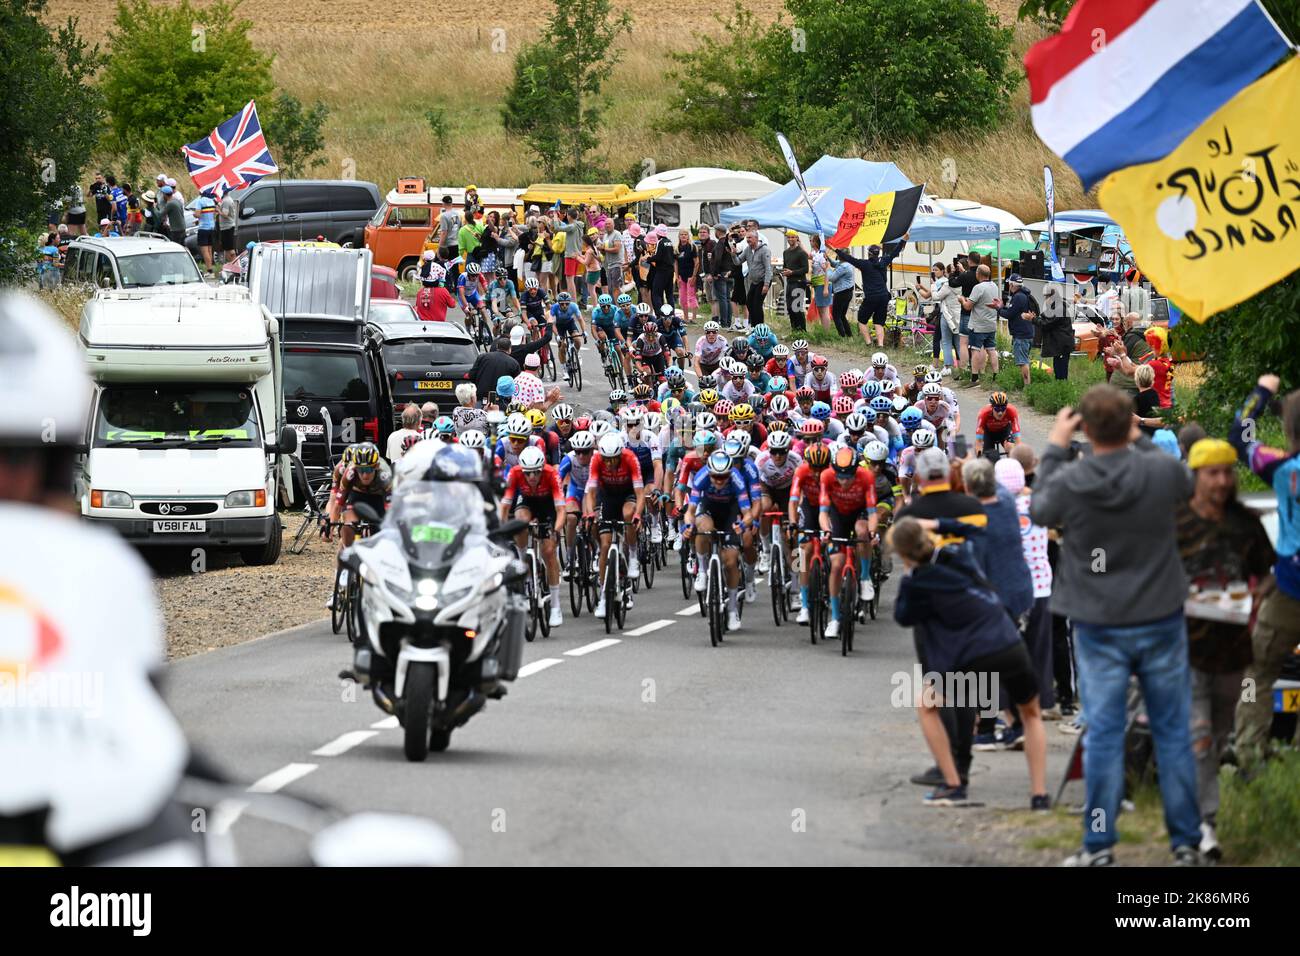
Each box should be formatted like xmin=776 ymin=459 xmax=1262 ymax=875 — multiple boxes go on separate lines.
xmin=386 ymin=481 xmax=489 ymax=572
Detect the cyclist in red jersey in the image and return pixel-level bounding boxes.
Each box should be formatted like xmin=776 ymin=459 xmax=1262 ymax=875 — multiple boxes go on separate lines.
xmin=789 ymin=443 xmax=830 ymax=624
xmin=974 ymin=391 xmax=1021 ymax=460
xmin=583 ymin=431 xmax=646 ymax=619
xmin=501 ymin=446 xmax=566 ymax=627
xmin=818 ymin=445 xmax=879 ymax=637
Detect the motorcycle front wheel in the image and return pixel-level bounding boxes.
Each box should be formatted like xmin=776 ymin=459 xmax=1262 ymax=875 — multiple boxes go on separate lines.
xmin=403 ymin=661 xmax=436 ymax=762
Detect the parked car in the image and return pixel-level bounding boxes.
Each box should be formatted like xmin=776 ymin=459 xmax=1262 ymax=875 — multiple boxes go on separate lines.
xmin=185 ymin=179 xmax=381 ymax=255
xmin=371 ymin=265 xmax=400 ymax=300
xmin=62 ymin=236 xmax=208 ymax=291
xmin=365 ymin=317 xmax=478 ymax=421
xmin=367 ymin=299 xmax=418 ymax=323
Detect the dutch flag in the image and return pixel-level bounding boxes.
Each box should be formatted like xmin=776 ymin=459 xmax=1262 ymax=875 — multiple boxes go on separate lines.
xmin=1025 ymin=0 xmax=1292 ymax=191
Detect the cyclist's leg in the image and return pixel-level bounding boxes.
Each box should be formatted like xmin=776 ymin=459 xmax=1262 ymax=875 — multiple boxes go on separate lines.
xmin=341 ymin=506 xmax=358 ymax=548
xmin=564 ymin=498 xmax=580 ymax=553
xmin=854 ymin=516 xmax=873 ymax=590
xmin=694 ymin=513 xmax=715 ymax=559
xmin=540 ymin=524 xmax=559 ymax=589
xmin=622 ymin=498 xmax=638 ymax=551
xmin=513 ymin=504 xmax=533 ymax=552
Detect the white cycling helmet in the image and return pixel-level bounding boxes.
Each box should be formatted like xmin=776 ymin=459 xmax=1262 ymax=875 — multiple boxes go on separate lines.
xmin=844 ymin=412 xmax=868 ymax=433
xmin=519 ymin=446 xmax=546 ymax=471
xmin=767 ymin=394 xmax=791 ymax=416
xmin=643 ymin=411 xmax=663 ymax=430
xmin=598 ymin=431 xmax=626 ymax=457
xmin=767 ymin=430 xmax=793 ymax=451
xmin=694 ymin=411 xmax=718 ymax=431
xmin=0 ymin=292 xmax=89 ymax=445
xmin=505 ymin=412 xmax=532 ymax=437
xmin=590 ymin=419 xmax=614 ymax=437
xmin=659 ymin=303 xmax=674 ymax=317
xmin=871 ymin=351 xmax=888 ymax=368
xmin=863 ymin=440 xmax=889 ymax=463
xmin=911 ymin=429 xmax=937 ymax=449
xmin=880 ymin=379 xmax=897 ymax=395
xmin=620 ymin=405 xmax=643 ymax=425
xmin=703 ymin=321 xmax=720 ymax=333
xmin=892 ymin=396 xmax=910 ymax=413
xmin=525 ymin=276 xmax=539 ymax=289
xmin=923 ymin=370 xmax=944 ymax=385
xmin=729 ymin=430 xmax=752 ymax=454
xmin=459 ymin=429 xmax=486 ymax=449
xmin=921 ymin=382 xmax=943 ymax=399
xmin=552 ymin=402 xmax=574 ymax=421
xmin=635 ymin=302 xmax=652 ymax=316
xmin=791 ymin=338 xmax=809 ymax=352
xmin=570 ymin=430 xmax=595 ymax=452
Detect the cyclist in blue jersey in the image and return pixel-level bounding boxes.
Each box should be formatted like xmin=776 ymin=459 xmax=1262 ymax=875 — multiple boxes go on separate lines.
xmin=724 ymin=433 xmax=763 ymax=604
xmin=614 ymin=302 xmax=645 ymax=383
xmin=657 ymin=366 xmax=696 ymax=405
xmin=486 ymin=267 xmax=519 ymax=319
xmin=550 ymin=290 xmax=587 ymax=382
xmin=456 ymin=262 xmax=490 ymax=329
xmin=748 ymin=323 xmax=778 ymax=361
xmin=520 ymin=276 xmax=549 ymax=322
xmin=590 ymin=293 xmax=624 ymax=375
xmin=656 ymin=303 xmax=688 ymax=371
xmin=557 ymin=429 xmax=595 ymax=566
xmin=685 ymin=450 xmax=752 ymax=631
xmin=623 ymin=405 xmax=665 ymax=544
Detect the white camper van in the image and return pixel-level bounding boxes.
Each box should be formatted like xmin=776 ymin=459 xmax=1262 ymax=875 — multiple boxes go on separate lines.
xmin=76 ymin=287 xmax=297 ymax=565
xmin=634 ymin=167 xmax=783 ymax=233
xmin=891 ymin=198 xmax=1033 ymax=289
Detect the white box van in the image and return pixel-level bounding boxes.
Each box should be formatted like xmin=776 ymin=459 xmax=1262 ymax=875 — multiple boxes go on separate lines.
xmin=75 ymin=288 xmax=297 ymax=565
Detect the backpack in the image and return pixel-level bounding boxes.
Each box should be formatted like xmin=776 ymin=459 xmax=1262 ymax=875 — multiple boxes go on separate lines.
xmin=1022 ymin=289 xmax=1041 ymax=317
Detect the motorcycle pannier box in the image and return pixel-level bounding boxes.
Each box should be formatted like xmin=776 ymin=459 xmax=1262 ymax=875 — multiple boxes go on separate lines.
xmin=496 ymin=592 xmax=528 ymax=681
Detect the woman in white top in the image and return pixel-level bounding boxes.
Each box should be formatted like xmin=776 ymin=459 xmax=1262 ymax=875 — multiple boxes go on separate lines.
xmin=808 ymin=234 xmax=832 ymax=333
xmin=916 ymin=262 xmax=962 ymax=376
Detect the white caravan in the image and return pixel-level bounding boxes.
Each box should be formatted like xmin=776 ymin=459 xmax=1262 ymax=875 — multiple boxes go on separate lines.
xmin=634 ymin=167 xmax=786 ymax=247
xmin=76 ymin=287 xmax=298 ymax=565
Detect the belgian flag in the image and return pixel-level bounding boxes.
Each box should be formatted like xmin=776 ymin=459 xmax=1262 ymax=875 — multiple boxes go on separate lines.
xmin=828 ymin=184 xmax=924 ymax=247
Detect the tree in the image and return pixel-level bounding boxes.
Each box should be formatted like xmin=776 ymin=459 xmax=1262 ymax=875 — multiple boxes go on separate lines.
xmin=268 ymin=93 xmax=329 ymax=177
xmin=101 ymin=0 xmax=274 ymax=155
xmin=0 ymin=0 xmax=103 ymax=284
xmin=502 ymin=0 xmax=631 ymax=180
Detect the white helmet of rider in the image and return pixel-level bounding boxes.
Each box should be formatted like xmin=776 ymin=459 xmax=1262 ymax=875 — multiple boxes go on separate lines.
xmin=525 ymin=276 xmax=539 ymax=289
xmin=923 ymin=369 xmax=944 ymax=385
xmin=635 ymin=302 xmax=652 ymax=316
xmin=0 ymin=292 xmax=89 ymax=445
xmin=844 ymin=412 xmax=868 ymax=433
xmin=892 ymin=395 xmax=910 ymax=413
xmin=880 ymin=379 xmax=897 ymax=395
xmin=703 ymin=321 xmax=720 ymax=333
xmin=459 ymin=429 xmax=486 ymax=449
xmin=911 ymin=429 xmax=937 ymax=449
xmin=590 ymin=419 xmax=614 ymax=437
xmin=659 ymin=303 xmax=674 ymax=317
xmin=921 ymin=382 xmax=943 ymax=399
xmin=871 ymin=351 xmax=888 ymax=368
xmin=863 ymin=440 xmax=889 ymax=462
xmin=767 ymin=430 xmax=793 ymax=451
xmin=730 ymin=430 xmax=752 ymax=454
xmin=598 ymin=431 xmax=626 ymax=457
xmin=694 ymin=411 xmax=718 ymax=431
xmin=505 ymin=412 xmax=532 ymax=437
xmin=620 ymin=405 xmax=643 ymax=425
xmin=552 ymin=402 xmax=574 ymax=421
xmin=570 ymin=430 xmax=595 ymax=451
xmin=519 ymin=446 xmax=546 ymax=471
xmin=643 ymin=411 xmax=663 ymax=431
xmin=791 ymin=338 xmax=809 ymax=352
xmin=767 ymin=394 xmax=791 ymax=416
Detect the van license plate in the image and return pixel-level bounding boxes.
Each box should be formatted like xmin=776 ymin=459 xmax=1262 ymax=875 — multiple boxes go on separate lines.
xmin=292 ymin=424 xmax=324 ymax=435
xmin=153 ymin=520 xmax=206 ymax=533
xmin=415 ymin=380 xmax=452 ymax=389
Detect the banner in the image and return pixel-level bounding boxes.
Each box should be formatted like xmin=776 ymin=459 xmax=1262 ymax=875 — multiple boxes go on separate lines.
xmin=776 ymin=132 xmax=827 ymax=236
xmin=1098 ymin=56 xmax=1300 ymax=321
xmin=181 ymin=100 xmax=279 ymax=199
xmin=1044 ymin=165 xmax=1066 ymax=281
xmin=828 ymin=185 xmax=924 ymax=248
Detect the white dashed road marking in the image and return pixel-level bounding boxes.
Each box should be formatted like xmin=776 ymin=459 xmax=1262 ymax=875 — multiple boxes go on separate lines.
xmin=564 ymin=638 xmax=622 ymax=657
xmin=312 ymin=730 xmax=379 ymax=757
xmin=518 ymin=657 xmax=565 ymax=677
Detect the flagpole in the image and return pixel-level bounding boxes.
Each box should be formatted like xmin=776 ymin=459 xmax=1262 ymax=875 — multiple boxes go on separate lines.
xmin=1253 ymin=0 xmax=1300 ymax=51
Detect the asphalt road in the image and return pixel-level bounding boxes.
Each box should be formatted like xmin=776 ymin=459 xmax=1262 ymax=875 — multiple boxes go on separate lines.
xmin=165 ymin=318 xmax=1065 ymax=865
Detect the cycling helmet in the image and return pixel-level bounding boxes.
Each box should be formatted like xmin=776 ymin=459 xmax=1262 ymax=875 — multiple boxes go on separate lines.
xmin=693 ymin=429 xmax=717 ymax=448
xmin=839 ymin=370 xmax=862 ymax=391
xmin=863 ymin=440 xmax=889 ymax=463
xmin=810 ymin=401 xmax=831 ymax=421
xmin=772 ymin=344 xmax=790 ymax=359
xmin=745 ymin=355 xmax=764 ymax=372
xmin=899 ymin=407 xmax=923 ymax=429
xmin=485 ymin=409 xmax=506 ymax=428
xmin=831 ymin=445 xmax=859 ymax=477
xmin=832 ymin=395 xmax=854 ymax=417
xmin=598 ymin=432 xmax=626 ymax=457
xmin=466 ymin=263 xmax=481 ymax=275
xmin=862 ymin=408 xmax=878 ymax=425
xmin=552 ymin=402 xmax=574 ymax=421
xmin=570 ymin=431 xmax=595 ymax=451
xmin=426 ymin=443 xmax=484 ymax=483
xmin=791 ymin=339 xmax=809 ymax=352
xmin=767 ymin=376 xmax=788 ymax=394
xmin=810 ymin=354 xmax=829 ymax=369
xmin=698 ymin=388 xmax=719 ymax=408
xmin=525 ymin=408 xmax=548 ymax=430
xmin=664 ymin=366 xmax=685 ymax=385
xmin=844 ymin=412 xmax=868 ymax=433
xmin=893 ymin=395 xmax=910 ymax=414
xmin=714 ymin=399 xmax=734 ymax=418
xmin=794 ymin=386 xmax=814 ymax=402
xmin=590 ymin=419 xmax=614 ymax=437
xmin=659 ymin=303 xmax=674 ymax=317
xmin=609 ymin=388 xmax=627 ymax=404
xmin=723 ymin=435 xmax=748 ymax=459
xmin=573 ymin=415 xmax=592 ymax=431
xmin=434 ymin=415 xmax=456 ymax=436
xmin=459 ymin=429 xmax=486 ymax=449
xmin=519 ymin=447 xmax=546 ymax=471
xmin=918 ymin=382 xmax=942 ymax=400
xmin=495 ymin=267 xmax=509 ymax=278
xmin=694 ymin=411 xmax=718 ymax=431
xmin=803 ymin=444 xmax=831 ymax=468
xmin=730 ymin=403 xmax=755 ymax=423
xmin=703 ymin=321 xmax=721 ymax=333
xmin=731 ymin=335 xmax=750 ymax=352
xmin=924 ymin=370 xmax=944 ymax=385
xmin=768 ymin=394 xmax=791 ymax=416
xmin=621 ymin=405 xmax=643 ymax=425
xmin=799 ymin=419 xmax=825 ymax=438
xmin=642 ymin=322 xmax=657 ymax=336
xmin=556 ymin=291 xmax=571 ymax=303
xmin=635 ymin=302 xmax=652 ymax=315
xmin=339 ymin=445 xmax=358 ymax=467
xmin=767 ymin=419 xmax=790 ymax=434
xmin=352 ymin=442 xmax=380 ymax=467
xmin=505 ymin=401 xmax=525 ymax=416
xmin=880 ymin=379 xmax=898 ymax=395
xmin=505 ymin=413 xmax=533 ymax=438
xmin=989 ymin=391 xmax=1009 ymax=408
xmin=861 ymin=380 xmax=882 ymax=400
xmin=616 ymin=293 xmax=632 ymax=306
xmin=631 ymin=383 xmax=653 ymax=400
xmin=768 ymin=430 xmax=793 ymax=451
xmin=911 ymin=429 xmax=937 ymax=450
xmin=597 ymin=294 xmax=613 ymax=307
xmin=706 ymin=450 xmax=733 ymax=476
xmin=753 ymin=323 xmax=773 ymax=340
xmin=869 ymin=396 xmax=893 ymax=415
xmin=643 ymin=411 xmax=663 ymax=431
xmin=871 ymin=351 xmax=888 ymax=368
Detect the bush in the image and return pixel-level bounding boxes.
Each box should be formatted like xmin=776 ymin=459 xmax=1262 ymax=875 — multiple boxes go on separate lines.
xmin=101 ymin=0 xmax=274 ymax=155
xmin=269 ymin=93 xmax=329 ymax=178
xmin=1218 ymin=749 xmax=1300 ymax=865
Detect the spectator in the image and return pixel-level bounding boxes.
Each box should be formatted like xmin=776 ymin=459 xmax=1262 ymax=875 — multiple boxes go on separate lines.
xmin=1132 ymin=364 xmax=1162 ymax=436
xmin=93 ymin=218 xmax=119 ymax=239
xmin=825 ymin=246 xmax=855 ymax=339
xmin=552 ymin=206 xmax=585 ymax=302
xmin=415 ymin=276 xmax=456 ymax=323
xmin=738 ymin=229 xmax=772 ymax=328
xmin=89 ymin=172 xmax=111 ymax=225
xmin=728 ymin=225 xmax=748 ymax=329
xmin=1175 ymin=437 xmax=1274 ymax=860
xmin=917 ymin=262 xmax=960 ymax=375
xmin=601 ymin=218 xmax=624 ymax=295
xmin=780 ymin=230 xmax=809 ymax=334
xmin=107 ymin=176 xmax=127 ymax=232
xmin=451 ymin=383 xmax=488 ymax=435
xmin=1177 ymin=422 xmax=1207 ymax=460
xmin=997 ymin=456 xmax=1057 ymax=709
xmin=1105 ymin=312 xmax=1153 ymax=396
xmin=158 ymin=186 xmax=185 ymax=243
xmin=419 ymin=402 xmax=438 ymax=431
xmin=952 ymin=252 xmax=981 ymax=376
xmin=434 ymin=195 xmax=460 ymax=263
xmin=217 ymin=191 xmax=238 ymax=263
xmin=458 ymin=210 xmax=484 ymax=268
xmin=958 ymin=264 xmax=1001 ymax=389
xmin=465 ymin=336 xmax=521 ymax=399
xmin=1142 ymin=325 xmax=1175 ymax=408
xmin=386 ymin=404 xmax=423 ymax=465
xmin=708 ymin=225 xmax=736 ymax=330
xmin=833 ymin=235 xmax=908 ymax=349
xmin=647 ymin=225 xmax=676 ymax=314
xmin=1030 ymin=385 xmax=1201 ymax=866
xmin=999 ymin=274 xmax=1038 ymax=387
xmin=122 ymin=184 xmax=141 ymax=236
xmin=676 ymin=228 xmax=698 ymax=324
xmin=807 ymin=234 xmax=831 ymax=332
xmin=1036 ymin=285 xmax=1075 ymax=381
xmin=188 ymin=193 xmax=217 ymax=273
xmin=64 ymin=183 xmax=87 ymax=236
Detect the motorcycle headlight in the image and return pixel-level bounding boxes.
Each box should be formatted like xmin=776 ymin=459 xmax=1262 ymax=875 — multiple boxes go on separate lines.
xmin=416 ymin=578 xmax=439 ymax=597
xmin=415 ymin=594 xmax=438 ymax=611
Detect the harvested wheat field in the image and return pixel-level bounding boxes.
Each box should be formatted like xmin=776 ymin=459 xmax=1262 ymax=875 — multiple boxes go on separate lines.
xmin=46 ymin=0 xmax=1088 ymax=220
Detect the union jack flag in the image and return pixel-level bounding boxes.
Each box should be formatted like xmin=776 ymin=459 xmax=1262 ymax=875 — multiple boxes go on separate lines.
xmin=181 ymin=100 xmax=279 ymax=199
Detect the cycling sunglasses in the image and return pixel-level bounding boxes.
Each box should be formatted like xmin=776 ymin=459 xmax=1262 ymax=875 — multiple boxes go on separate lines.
xmin=356 ymin=466 xmax=376 ymax=475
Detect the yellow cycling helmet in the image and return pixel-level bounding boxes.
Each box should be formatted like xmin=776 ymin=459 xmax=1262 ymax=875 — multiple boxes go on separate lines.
xmin=351 ymin=442 xmax=380 ymax=467
xmin=699 ymin=388 xmax=719 ymax=407
xmin=767 ymin=419 xmax=789 ymax=433
xmin=730 ymin=403 xmax=755 ymax=423
xmin=525 ymin=408 xmax=548 ymax=430
xmin=340 ymin=445 xmax=358 ymax=467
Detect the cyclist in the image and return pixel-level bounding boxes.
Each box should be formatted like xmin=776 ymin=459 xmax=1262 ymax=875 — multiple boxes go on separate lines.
xmin=901 ymin=363 xmax=930 ymax=404
xmin=863 ymin=439 xmax=899 ymax=510
xmin=726 ymin=402 xmax=767 ymax=447
xmin=745 ymin=355 xmax=771 ymax=396
xmin=525 ymin=408 xmax=558 ymax=464
xmin=659 ymin=304 xmax=688 ymax=371
xmin=923 ymin=369 xmax=962 ymax=431
xmin=810 ymin=400 xmax=843 ymax=441
xmin=590 ymin=292 xmax=624 ymax=375
xmin=623 ymin=405 xmax=664 ymax=544
xmin=755 ymin=429 xmax=802 ymax=575
xmin=793 ymin=385 xmax=816 ymax=422
xmin=724 ymin=433 xmax=763 ymax=603
xmin=840 ymin=412 xmax=872 ymax=454
xmin=657 ymin=366 xmax=696 ymax=405
xmin=694 ymin=320 xmax=727 ymax=380
xmin=674 ymin=424 xmax=718 ymax=517
xmin=897 ymin=426 xmax=936 ymax=498
xmin=818 ymin=445 xmax=879 ymax=638
xmin=765 ymin=343 xmax=791 ymax=378
xmin=633 ymin=320 xmax=668 ymax=382
xmin=521 ymin=275 xmax=549 ymax=326
xmin=456 ymin=262 xmax=490 ymax=329
xmin=546 ymin=403 xmax=577 ymax=462
xmin=492 ymin=412 xmax=546 ymax=487
xmin=583 ymin=431 xmax=646 ymax=619
xmin=501 ymin=446 xmax=566 ymax=628
xmin=722 ymin=362 xmax=757 ymax=405
xmin=629 ymin=382 xmax=661 ymax=412
xmin=617 ymin=303 xmax=647 ymax=382
xmin=698 ymin=387 xmax=721 ymax=414
xmin=805 ymin=355 xmax=837 ymax=404
xmin=685 ymin=449 xmax=752 ymax=632
xmin=837 ymin=369 xmax=863 ymax=404
xmin=748 ymin=323 xmax=778 ymax=361
xmin=606 ymin=387 xmax=629 ymax=417
xmin=914 ymin=381 xmax=956 ymax=437
xmin=325 ymin=442 xmax=392 ymax=609
xmin=787 ymin=339 xmax=815 ymax=383
xmin=866 ymin=350 xmax=899 ymax=384
xmin=975 ymin=391 xmax=1021 ymax=461
xmin=551 ymin=291 xmax=587 ymax=382
xmin=558 ymin=429 xmax=595 ymax=563
xmin=789 ymin=442 xmax=831 ymax=624
xmin=487 ymin=267 xmax=519 ymax=320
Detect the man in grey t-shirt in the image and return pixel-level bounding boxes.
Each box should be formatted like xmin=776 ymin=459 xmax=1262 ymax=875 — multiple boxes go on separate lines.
xmin=435 ymin=195 xmax=460 ymax=258
xmin=159 ymin=185 xmax=186 ymax=241
xmin=959 ymin=264 xmax=1001 ymax=387
xmin=218 ymin=193 xmax=238 ymax=262
xmin=601 ymin=220 xmax=624 ymax=290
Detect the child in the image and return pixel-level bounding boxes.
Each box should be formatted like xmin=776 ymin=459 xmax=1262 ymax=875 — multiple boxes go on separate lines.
xmin=889 ymin=516 xmax=1049 ymax=809
xmin=1133 ymin=364 xmax=1162 ymax=436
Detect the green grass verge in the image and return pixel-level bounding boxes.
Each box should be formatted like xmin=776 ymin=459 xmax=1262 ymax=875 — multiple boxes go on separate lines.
xmin=1218 ymin=749 xmax=1300 ymax=866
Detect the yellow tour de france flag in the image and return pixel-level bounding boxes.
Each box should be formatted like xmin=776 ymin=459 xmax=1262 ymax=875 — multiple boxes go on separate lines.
xmin=1098 ymin=56 xmax=1300 ymax=321
xmin=828 ymin=184 xmax=924 ymax=247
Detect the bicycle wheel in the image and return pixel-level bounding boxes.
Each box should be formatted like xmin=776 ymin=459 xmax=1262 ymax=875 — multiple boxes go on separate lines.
xmin=569 ymin=536 xmax=585 ymax=617
xmin=641 ymin=536 xmax=655 ymax=588
xmin=613 ymin=552 xmax=628 ymax=630
xmin=841 ymin=571 xmax=857 ymax=656
xmin=603 ymin=553 xmax=617 ymax=635
xmin=571 ymin=351 xmax=583 ymax=391
xmin=539 ymin=577 xmax=552 ymax=638
xmin=770 ymin=543 xmax=785 ymax=628
xmin=331 ymin=565 xmax=347 ymax=634
xmin=679 ymin=542 xmax=692 ymax=599
xmin=345 ymin=576 xmax=363 ymax=644
xmin=707 ymin=557 xmax=724 ymax=647
xmin=524 ymin=555 xmax=538 ymax=642
xmin=807 ymin=558 xmax=822 ymax=645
